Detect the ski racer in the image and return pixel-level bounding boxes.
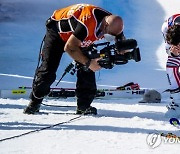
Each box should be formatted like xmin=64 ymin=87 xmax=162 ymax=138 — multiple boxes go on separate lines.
xmin=24 ymin=4 xmax=126 ymax=115
xmin=161 ymin=14 xmax=180 ymax=118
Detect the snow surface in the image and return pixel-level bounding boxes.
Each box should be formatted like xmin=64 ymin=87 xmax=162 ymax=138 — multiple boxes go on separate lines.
xmin=0 ymin=0 xmax=180 ymax=153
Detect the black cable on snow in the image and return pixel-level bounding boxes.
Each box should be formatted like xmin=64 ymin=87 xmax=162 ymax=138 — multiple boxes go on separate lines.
xmin=0 ymin=115 xmax=82 ymax=142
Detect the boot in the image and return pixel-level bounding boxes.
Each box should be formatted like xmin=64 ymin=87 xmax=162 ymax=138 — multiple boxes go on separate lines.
xmin=23 ymin=93 xmax=43 ymax=114
xmin=76 ymin=106 xmax=97 ymax=115
xmin=165 ymin=92 xmax=180 ymax=118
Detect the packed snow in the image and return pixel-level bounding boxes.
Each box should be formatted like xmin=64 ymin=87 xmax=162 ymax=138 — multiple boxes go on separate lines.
xmin=0 ymin=0 xmax=180 ymax=153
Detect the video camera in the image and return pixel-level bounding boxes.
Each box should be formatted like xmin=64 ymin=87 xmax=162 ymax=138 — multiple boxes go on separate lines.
xmin=56 ymin=39 xmax=141 ymax=86
xmin=82 ymin=39 xmax=141 ymax=69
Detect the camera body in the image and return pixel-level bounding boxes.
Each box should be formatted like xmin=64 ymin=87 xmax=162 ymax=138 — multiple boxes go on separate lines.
xmin=82 ymin=39 xmax=141 ymax=69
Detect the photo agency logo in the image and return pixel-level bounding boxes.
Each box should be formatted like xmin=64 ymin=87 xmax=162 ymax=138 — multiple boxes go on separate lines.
xmin=146 ymin=132 xmax=180 ymax=148
xmin=146 ymin=133 xmax=162 ymax=148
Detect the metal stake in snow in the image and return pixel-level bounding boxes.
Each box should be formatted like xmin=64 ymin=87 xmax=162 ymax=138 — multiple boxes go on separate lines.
xmin=56 ymin=61 xmax=76 ymax=86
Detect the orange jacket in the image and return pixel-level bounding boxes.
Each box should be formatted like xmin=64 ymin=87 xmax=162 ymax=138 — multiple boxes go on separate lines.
xmin=51 ymin=4 xmax=111 ymax=47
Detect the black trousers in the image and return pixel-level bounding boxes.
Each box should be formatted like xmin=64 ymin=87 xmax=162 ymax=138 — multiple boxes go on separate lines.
xmin=31 ymin=20 xmax=97 ymax=108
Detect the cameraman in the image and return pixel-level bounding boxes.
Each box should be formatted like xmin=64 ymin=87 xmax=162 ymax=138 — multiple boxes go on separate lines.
xmin=161 ymin=14 xmax=180 ymax=118
xmin=24 ymin=4 xmax=125 ymax=115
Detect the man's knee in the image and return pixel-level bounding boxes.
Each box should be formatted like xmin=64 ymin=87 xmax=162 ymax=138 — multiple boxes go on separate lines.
xmin=33 ymin=73 xmax=56 ymax=98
